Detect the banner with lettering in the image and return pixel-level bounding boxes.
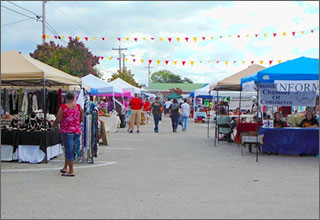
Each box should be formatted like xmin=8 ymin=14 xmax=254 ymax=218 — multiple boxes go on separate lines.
xmin=258 ymin=83 xmax=316 ymax=106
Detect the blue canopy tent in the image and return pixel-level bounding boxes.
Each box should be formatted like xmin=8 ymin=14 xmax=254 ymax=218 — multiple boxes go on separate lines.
xmin=241 ymin=57 xmax=319 ymax=89
xmin=189 ymin=83 xmax=214 ymax=98
xmin=240 ymin=56 xmax=319 ymax=162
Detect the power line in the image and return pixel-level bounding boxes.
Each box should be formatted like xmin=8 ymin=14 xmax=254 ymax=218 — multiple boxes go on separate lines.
xmin=1 ymin=17 xmax=33 ymax=27
xmin=1 ymin=5 xmax=41 ymax=22
xmin=7 ymin=1 xmax=40 ymax=17
xmin=45 ymin=21 xmax=67 ymax=45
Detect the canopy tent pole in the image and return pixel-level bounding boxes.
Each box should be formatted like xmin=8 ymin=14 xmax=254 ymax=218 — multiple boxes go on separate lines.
xmin=256 ymin=84 xmax=259 ymax=163
xmin=43 ymin=78 xmax=47 ymax=163
xmin=238 ymin=90 xmax=242 ymax=147
xmin=207 ymin=90 xmax=211 ymax=138
xmin=214 ymin=90 xmax=219 ymax=147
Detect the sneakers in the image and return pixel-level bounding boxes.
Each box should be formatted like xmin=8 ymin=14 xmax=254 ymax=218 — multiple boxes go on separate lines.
xmin=137 ymin=130 xmax=140 ymax=133
xmin=129 ymin=130 xmax=133 ymax=133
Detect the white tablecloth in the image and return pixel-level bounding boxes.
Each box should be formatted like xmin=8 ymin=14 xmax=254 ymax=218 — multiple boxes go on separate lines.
xmin=99 ymin=115 xmax=120 ymax=133
xmin=1 ymin=144 xmax=63 ymax=163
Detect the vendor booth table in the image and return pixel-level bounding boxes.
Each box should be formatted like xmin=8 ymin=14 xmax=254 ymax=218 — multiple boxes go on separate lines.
xmin=1 ymin=130 xmax=62 ymax=163
xmin=259 ymin=127 xmax=319 ymax=155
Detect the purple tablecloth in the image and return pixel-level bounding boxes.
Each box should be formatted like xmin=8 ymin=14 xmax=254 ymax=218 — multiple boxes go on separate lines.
xmin=259 ymin=127 xmax=319 ymax=155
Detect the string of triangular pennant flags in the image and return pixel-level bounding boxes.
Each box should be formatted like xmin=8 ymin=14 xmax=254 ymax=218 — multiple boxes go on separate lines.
xmin=42 ymin=27 xmax=317 ymax=43
xmin=98 ymin=57 xmax=286 ymax=67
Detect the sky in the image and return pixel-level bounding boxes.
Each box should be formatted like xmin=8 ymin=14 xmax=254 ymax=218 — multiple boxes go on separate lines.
xmin=1 ymin=1 xmax=319 ymax=86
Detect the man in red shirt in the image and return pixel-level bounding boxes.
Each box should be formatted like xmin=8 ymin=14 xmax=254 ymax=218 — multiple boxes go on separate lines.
xmin=143 ymin=98 xmax=151 ymax=124
xmin=129 ymin=94 xmax=144 ymax=133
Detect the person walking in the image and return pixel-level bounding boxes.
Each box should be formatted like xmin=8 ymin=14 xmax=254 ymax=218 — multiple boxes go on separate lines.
xmin=53 ymin=91 xmax=84 ymax=177
xmin=129 ymin=94 xmax=144 ymax=133
xmin=144 ymin=98 xmax=151 ymax=124
xmin=151 ymin=97 xmax=163 ymax=133
xmin=180 ymin=98 xmax=190 ymax=131
xmin=164 ymin=98 xmax=172 ymax=116
xmin=169 ymin=98 xmax=180 ymax=133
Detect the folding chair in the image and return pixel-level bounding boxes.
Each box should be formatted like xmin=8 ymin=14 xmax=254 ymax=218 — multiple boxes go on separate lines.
xmin=217 ymin=124 xmax=235 ymax=145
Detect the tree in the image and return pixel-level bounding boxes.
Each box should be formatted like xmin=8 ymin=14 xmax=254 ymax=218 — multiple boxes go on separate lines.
xmin=30 ymin=39 xmax=100 ymax=77
xmin=151 ymin=70 xmax=193 ymax=83
xmin=108 ymin=67 xmax=140 ymax=87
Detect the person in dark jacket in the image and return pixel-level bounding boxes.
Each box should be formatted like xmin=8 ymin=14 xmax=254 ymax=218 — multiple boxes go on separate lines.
xmin=151 ymin=97 xmax=163 ymax=133
xmin=169 ymin=98 xmax=180 ymax=133
xmin=299 ymin=111 xmax=319 ymax=128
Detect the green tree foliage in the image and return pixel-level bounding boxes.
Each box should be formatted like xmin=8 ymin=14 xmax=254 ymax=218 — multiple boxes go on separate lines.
xmin=108 ymin=67 xmax=141 ymax=88
xmin=30 ymin=39 xmax=100 ymax=77
xmin=151 ymin=70 xmax=193 ymax=83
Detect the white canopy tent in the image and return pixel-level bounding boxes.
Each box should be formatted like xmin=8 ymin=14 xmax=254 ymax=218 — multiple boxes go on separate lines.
xmin=81 ymin=74 xmax=123 ymax=94
xmin=109 ymin=78 xmax=142 ymax=94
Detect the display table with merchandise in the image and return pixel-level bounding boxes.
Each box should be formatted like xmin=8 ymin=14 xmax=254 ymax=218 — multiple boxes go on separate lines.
xmin=235 ymin=122 xmax=260 ymax=143
xmin=1 ymin=130 xmax=63 ymax=163
xmin=259 ymin=127 xmax=319 ymax=155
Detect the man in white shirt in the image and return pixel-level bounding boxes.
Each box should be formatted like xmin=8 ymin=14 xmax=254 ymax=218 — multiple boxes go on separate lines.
xmin=180 ymin=98 xmax=190 ymax=131
xmin=164 ymin=99 xmax=172 ymax=116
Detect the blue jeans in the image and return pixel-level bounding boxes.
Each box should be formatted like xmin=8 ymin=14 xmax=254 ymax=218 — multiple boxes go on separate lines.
xmin=153 ymin=114 xmax=160 ymax=131
xmin=61 ymin=133 xmax=80 ymax=161
xmin=181 ymin=116 xmax=188 ymax=131
xmin=171 ymin=115 xmax=179 ymax=131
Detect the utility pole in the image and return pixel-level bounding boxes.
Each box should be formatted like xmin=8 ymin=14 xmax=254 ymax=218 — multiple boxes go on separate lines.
xmin=122 ymin=54 xmax=135 ymax=72
xmin=112 ymin=46 xmax=127 ymax=71
xmin=42 ymin=1 xmax=46 ymax=44
xmin=145 ymin=63 xmax=153 ymax=88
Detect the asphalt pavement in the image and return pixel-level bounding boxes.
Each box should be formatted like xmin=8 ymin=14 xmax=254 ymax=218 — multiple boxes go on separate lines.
xmin=1 ymin=116 xmax=319 ymax=219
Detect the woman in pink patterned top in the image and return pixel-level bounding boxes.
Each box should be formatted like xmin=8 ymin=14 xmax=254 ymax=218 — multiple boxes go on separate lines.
xmin=54 ymin=91 xmax=84 ymax=177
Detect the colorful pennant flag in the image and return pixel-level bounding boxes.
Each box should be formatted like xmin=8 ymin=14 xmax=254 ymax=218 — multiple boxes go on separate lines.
xmin=202 ymin=37 xmax=206 ymax=41
xmin=101 ymin=37 xmax=105 ymax=40
xmin=251 ymin=61 xmax=254 ymax=64
xmin=185 ymin=37 xmax=189 ymax=42
xmin=273 ymin=33 xmax=277 ymax=37
xmin=142 ymin=37 xmax=147 ymax=40
xmin=190 ymin=61 xmax=194 ymax=66
xmin=85 ymin=37 xmax=88 ymax=41
xmin=125 ymin=58 xmax=128 ymax=62
xmin=76 ymin=36 xmax=81 ymax=40
xmin=210 ymin=36 xmax=214 ymax=40
xmin=46 ymin=35 xmax=50 ymax=39
xmin=176 ymin=37 xmax=180 ymax=42
xmin=242 ymin=61 xmax=245 ymax=64
xmin=269 ymin=60 xmax=273 ymax=65
xmin=160 ymin=37 xmax=163 ymax=41
xmin=141 ymin=59 xmax=144 ymax=63
xmin=108 ymin=56 xmax=113 ymax=61
xmin=100 ymin=56 xmax=104 ymax=60
xmin=301 ymin=30 xmax=305 ymax=34
xmin=133 ymin=59 xmax=136 ymax=62
xmin=237 ymin=35 xmax=240 ymax=38
xmin=292 ymin=32 xmax=296 ymax=36
xmin=165 ymin=60 xmax=169 ymax=65
xmin=125 ymin=37 xmax=130 ymax=41
xmin=168 ymin=38 xmax=172 ymax=43
xmin=182 ymin=61 xmax=186 ymax=66
xmin=173 ymin=61 xmax=177 ymax=65
xmin=151 ymin=37 xmax=154 ymax=40
xmin=148 ymin=60 xmax=152 ymax=64
xmin=255 ymin=34 xmax=258 ymax=37
xmin=259 ymin=61 xmax=264 ymax=64
xmin=264 ymin=33 xmax=267 ymax=37
xmin=134 ymin=38 xmax=138 ymax=42
xmin=117 ymin=38 xmax=121 ymax=41
xmin=54 ymin=35 xmax=58 ymax=39
xmin=278 ymin=60 xmax=282 ymax=64
xmin=93 ymin=37 xmax=97 ymax=40
xmin=246 ymin=34 xmax=249 ymax=37
xmin=216 ymin=61 xmax=220 ymax=64
xmin=193 ymin=37 xmax=197 ymax=42
xmin=282 ymin=32 xmax=286 ymax=36
xmin=225 ymin=61 xmax=228 ymax=65
xmin=157 ymin=60 xmax=161 ymax=64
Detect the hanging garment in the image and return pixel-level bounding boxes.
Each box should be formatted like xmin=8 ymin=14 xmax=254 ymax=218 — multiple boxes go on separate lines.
xmin=21 ymin=93 xmax=29 ymax=114
xmin=33 ymin=90 xmax=41 ymax=110
xmin=27 ymin=93 xmax=33 ymax=114
xmin=76 ymin=89 xmax=85 ymax=109
xmin=9 ymin=92 xmax=19 ymax=115
xmin=47 ymin=91 xmax=58 ymax=114
xmin=56 ymin=89 xmax=62 ymax=113
xmin=32 ymin=94 xmax=38 ymax=112
xmin=18 ymin=88 xmax=23 ymax=111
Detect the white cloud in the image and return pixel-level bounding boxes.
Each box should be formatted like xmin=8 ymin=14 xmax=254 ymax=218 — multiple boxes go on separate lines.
xmin=1 ymin=1 xmax=319 ymax=84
